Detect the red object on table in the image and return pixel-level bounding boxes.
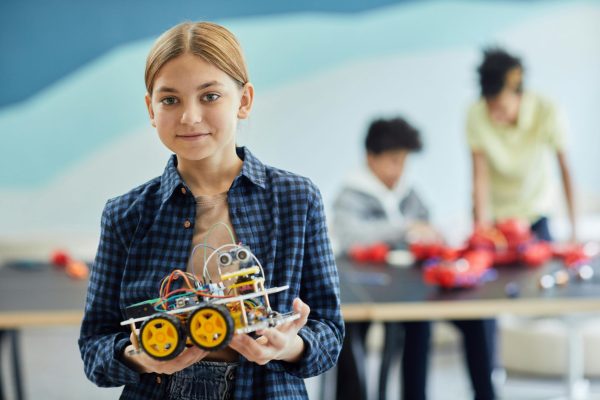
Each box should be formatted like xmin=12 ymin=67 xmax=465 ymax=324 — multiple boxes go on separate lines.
xmin=423 ymin=249 xmax=494 ymax=288
xmin=50 ymin=249 xmax=89 ymax=280
xmin=65 ymin=260 xmax=89 ymax=280
xmin=50 ymin=249 xmax=71 ymax=268
xmin=409 ymin=243 xmax=447 ymax=261
xmin=553 ymin=244 xmax=590 ymax=268
xmin=467 ymin=219 xmax=551 ymax=266
xmin=521 ymin=242 xmax=553 ymax=266
xmin=349 ymin=242 xmax=390 ymax=263
xmin=415 ymin=218 xmax=561 ymax=288
xmin=496 ymin=219 xmax=532 ymax=245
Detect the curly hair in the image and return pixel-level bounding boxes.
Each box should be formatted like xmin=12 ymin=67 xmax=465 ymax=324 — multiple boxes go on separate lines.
xmin=477 ymin=47 xmax=523 ymax=98
xmin=365 ymin=117 xmax=422 ymax=154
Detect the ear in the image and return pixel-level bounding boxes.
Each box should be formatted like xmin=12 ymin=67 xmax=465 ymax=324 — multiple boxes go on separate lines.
xmin=237 ymin=83 xmax=254 ymax=120
xmin=145 ymin=93 xmax=156 ymax=127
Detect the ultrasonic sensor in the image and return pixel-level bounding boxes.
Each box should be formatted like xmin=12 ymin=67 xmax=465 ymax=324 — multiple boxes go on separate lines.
xmin=219 ymin=252 xmax=233 ymax=266
xmin=236 ymin=248 xmax=250 ymax=261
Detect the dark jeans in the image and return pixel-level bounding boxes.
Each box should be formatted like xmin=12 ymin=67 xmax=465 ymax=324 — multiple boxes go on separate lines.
xmin=336 ymin=322 xmax=371 ymax=400
xmin=383 ymin=321 xmax=431 ymax=400
xmin=336 ymin=319 xmax=496 ymax=400
xmin=167 ymin=361 xmax=237 ymax=400
xmin=451 ymin=319 xmax=497 ymax=400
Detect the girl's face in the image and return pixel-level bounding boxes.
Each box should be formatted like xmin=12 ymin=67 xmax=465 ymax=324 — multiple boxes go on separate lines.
xmin=145 ymin=53 xmax=253 ymax=163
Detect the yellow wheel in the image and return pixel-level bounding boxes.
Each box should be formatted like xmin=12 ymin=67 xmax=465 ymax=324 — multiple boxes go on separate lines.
xmin=187 ymin=304 xmax=234 ymax=351
xmin=139 ymin=313 xmax=185 ymax=360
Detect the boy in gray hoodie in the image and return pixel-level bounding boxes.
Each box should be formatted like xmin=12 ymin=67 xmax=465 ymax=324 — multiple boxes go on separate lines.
xmin=333 ymin=117 xmax=496 ymax=400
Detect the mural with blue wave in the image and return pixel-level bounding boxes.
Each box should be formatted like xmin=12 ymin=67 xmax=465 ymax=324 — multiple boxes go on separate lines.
xmin=1 ymin=0 xmax=599 ymax=241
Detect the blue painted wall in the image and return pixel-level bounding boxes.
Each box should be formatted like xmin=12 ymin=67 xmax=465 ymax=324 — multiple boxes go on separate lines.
xmin=0 ymin=0 xmax=408 ymax=107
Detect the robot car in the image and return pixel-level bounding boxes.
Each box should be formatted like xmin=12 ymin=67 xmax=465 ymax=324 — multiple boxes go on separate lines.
xmin=120 ymin=242 xmax=299 ymax=360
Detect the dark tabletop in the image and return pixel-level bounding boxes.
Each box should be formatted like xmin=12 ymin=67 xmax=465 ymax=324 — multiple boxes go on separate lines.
xmin=338 ymin=257 xmax=600 ymax=321
xmin=1 ymin=258 xmax=599 ymax=323
xmin=0 ymin=261 xmax=88 ymax=313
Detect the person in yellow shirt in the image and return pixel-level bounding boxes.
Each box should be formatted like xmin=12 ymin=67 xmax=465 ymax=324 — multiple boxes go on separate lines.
xmin=467 ymin=47 xmax=576 ymax=242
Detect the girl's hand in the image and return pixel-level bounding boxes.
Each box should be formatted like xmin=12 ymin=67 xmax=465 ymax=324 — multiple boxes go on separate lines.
xmin=228 ymin=298 xmax=310 ymax=365
xmin=123 ymin=331 xmax=209 ymax=375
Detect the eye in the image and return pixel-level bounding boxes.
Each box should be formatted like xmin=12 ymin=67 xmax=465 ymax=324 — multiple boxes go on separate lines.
xmin=202 ymin=93 xmax=221 ymax=102
xmin=160 ymin=96 xmax=178 ymax=106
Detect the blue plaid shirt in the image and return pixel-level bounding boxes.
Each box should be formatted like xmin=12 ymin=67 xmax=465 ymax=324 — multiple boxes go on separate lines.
xmin=79 ymin=147 xmax=344 ymax=400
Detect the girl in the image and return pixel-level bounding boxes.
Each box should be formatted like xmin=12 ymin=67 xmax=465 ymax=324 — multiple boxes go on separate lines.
xmin=79 ymin=21 xmax=343 ymax=400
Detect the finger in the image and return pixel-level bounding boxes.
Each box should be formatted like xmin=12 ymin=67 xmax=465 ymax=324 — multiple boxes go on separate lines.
xmin=292 ymin=298 xmax=310 ymax=328
xmin=178 ymin=346 xmax=207 ymax=366
xmin=229 ymin=332 xmax=259 ymax=353
xmin=255 ymin=335 xmax=269 ymax=346
xmin=256 ymin=328 xmax=286 ymax=349
xmin=230 ymin=334 xmax=272 ymax=364
xmin=229 ymin=335 xmax=257 ymax=361
xmin=152 ymin=347 xmax=208 ymax=375
xmin=257 ymin=320 xmax=291 ymax=335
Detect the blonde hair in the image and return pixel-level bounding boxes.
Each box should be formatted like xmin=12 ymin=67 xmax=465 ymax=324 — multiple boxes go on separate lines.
xmin=145 ymin=21 xmax=249 ymax=94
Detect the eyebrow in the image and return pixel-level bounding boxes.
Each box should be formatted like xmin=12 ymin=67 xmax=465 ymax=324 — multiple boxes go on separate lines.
xmin=155 ymin=81 xmax=224 ymax=93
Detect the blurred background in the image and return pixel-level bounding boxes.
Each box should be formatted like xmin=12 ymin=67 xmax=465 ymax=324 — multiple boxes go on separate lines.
xmin=0 ymin=0 xmax=599 ymax=399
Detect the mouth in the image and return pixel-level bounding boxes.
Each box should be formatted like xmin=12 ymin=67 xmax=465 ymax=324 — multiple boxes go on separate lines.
xmin=176 ymin=132 xmax=211 ymax=141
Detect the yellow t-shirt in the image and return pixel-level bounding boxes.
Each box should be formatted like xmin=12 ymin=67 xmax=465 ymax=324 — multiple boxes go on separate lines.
xmin=466 ymin=92 xmax=567 ymax=222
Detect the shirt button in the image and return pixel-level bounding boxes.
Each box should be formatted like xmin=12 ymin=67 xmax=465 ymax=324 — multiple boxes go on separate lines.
xmin=180 ymin=187 xmax=187 ymax=195
xmin=155 ymin=376 xmax=162 ymax=384
xmin=183 ymin=220 xmax=192 ymax=229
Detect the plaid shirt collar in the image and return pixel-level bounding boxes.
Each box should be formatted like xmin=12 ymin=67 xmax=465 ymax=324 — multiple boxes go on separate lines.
xmin=159 ymin=146 xmax=267 ymax=204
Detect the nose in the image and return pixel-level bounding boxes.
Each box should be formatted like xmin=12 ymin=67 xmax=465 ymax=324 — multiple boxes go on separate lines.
xmin=180 ymin=102 xmax=202 ymax=125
